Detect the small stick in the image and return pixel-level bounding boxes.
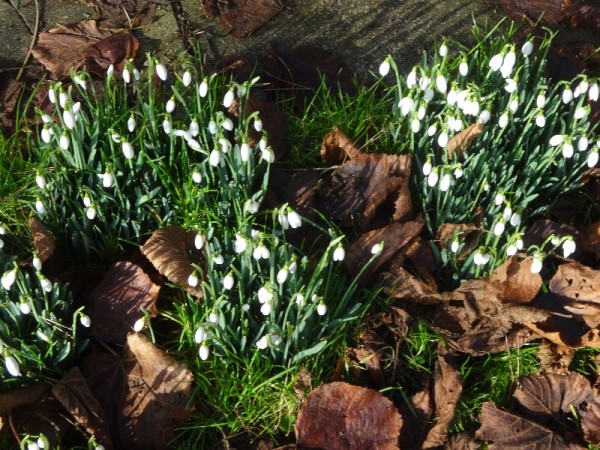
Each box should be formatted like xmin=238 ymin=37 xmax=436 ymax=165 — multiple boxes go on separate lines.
xmin=16 ymin=0 xmax=40 ymax=82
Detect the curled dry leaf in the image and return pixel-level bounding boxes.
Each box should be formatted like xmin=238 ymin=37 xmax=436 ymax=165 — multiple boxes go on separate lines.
xmin=29 ymin=217 xmax=55 ymax=263
xmin=580 ymin=400 xmax=600 ymax=445
xmin=0 ymin=383 xmax=47 ymax=415
xmin=87 ymin=261 xmax=159 ymax=344
xmin=445 ymin=432 xmax=480 ymax=450
xmin=321 ymin=127 xmax=362 ymax=165
xmin=84 ymin=31 xmax=139 ymax=78
xmin=295 ymin=381 xmax=402 ymax=450
xmin=525 ymin=219 xmax=578 ymax=249
xmin=141 ymin=226 xmax=206 ymax=298
xmin=347 ymin=347 xmax=384 ymax=389
xmin=581 ymin=220 xmax=600 ymax=258
xmin=437 ymin=223 xmax=482 ymax=260
xmin=488 ymin=255 xmax=542 ymax=304
xmin=446 ymin=123 xmax=484 ymax=159
xmin=219 ymin=0 xmax=285 ymax=39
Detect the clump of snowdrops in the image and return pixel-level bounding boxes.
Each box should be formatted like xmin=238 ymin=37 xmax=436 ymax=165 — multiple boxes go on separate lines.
xmin=379 ymin=24 xmax=597 ymax=283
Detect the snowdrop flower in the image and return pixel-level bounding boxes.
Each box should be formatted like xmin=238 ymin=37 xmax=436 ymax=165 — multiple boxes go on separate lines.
xmin=199 ymin=343 xmax=209 ymax=360
xmin=289 ymin=260 xmax=298 ymax=273
xmin=222 ymin=118 xmax=234 ymax=131
xmin=459 ymin=59 xmax=468 ymax=76
xmin=35 ymin=198 xmax=46 ymax=216
xmin=287 ymin=210 xmax=302 ymax=229
xmin=133 ymin=68 xmax=140 ymax=81
xmin=494 ymin=192 xmax=505 ymax=205
xmin=437 ymin=130 xmax=448 ymax=148
xmin=199 ymin=78 xmax=209 ymax=97
xmin=406 ymin=68 xmax=417 ymax=89
xmin=489 ymin=53 xmax=504 ymax=72
xmin=182 ymin=70 xmax=192 ymax=87
xmin=439 ymin=173 xmax=451 ymax=192
xmin=411 ymin=118 xmax=421 ymax=133
xmin=549 ymin=135 xmax=564 ymax=146
xmin=36 ymin=171 xmax=46 ymax=190
xmin=240 ymin=142 xmax=250 ymax=162
xmin=295 ymin=293 xmax=306 ymax=308
xmin=277 ymin=267 xmax=288 ymax=284
xmin=48 ymin=86 xmax=56 ymax=104
xmin=562 ymin=237 xmax=576 ymax=258
xmin=417 ymin=105 xmax=426 ymax=120
xmin=41 ymin=126 xmax=51 ymax=143
xmin=562 ymin=88 xmax=573 ymax=104
xmin=209 ymin=149 xmax=221 ymax=166
xmin=133 ymin=318 xmax=145 ymax=332
xmin=80 ymin=314 xmax=91 ymax=327
xmin=502 ymin=206 xmax=513 ymax=221
xmin=424 ymin=88 xmax=435 ymax=102
xmin=530 ymin=254 xmax=543 ymax=274
xmin=222 ymin=272 xmax=235 ymax=290
xmin=439 ymin=42 xmax=448 ymax=57
xmin=122 ymin=141 xmax=134 ymax=159
xmin=509 ymin=99 xmax=519 ymax=114
xmin=504 ymin=78 xmax=517 ymax=93
xmin=191 ymin=233 xmax=205 ymax=251
xmin=479 ymin=110 xmax=491 ymax=124
xmin=262 ymin=147 xmax=275 ymax=163
xmin=378 ymin=58 xmax=391 ymax=77
xmin=122 ymin=68 xmax=131 ymax=84
xmin=510 ymin=212 xmax=521 ymax=226
xmin=86 ymin=206 xmax=97 ymax=220
xmin=473 ymin=250 xmax=485 ymax=265
xmin=260 ymin=301 xmax=272 ymax=316
xmin=498 ymin=112 xmax=509 ymax=129
xmin=578 ymin=136 xmax=589 ymax=152
xmin=521 ymin=40 xmax=534 ymax=57
xmin=588 ymin=149 xmax=599 ymax=168
xmin=398 ymin=96 xmax=414 ymax=116
xmin=253 ymin=243 xmax=270 ymax=260
xmin=245 ymin=199 xmax=259 ymax=214
xmin=106 ymin=64 xmax=114 ymax=77
xmin=371 ymin=242 xmax=383 ymax=254
xmin=192 ymin=169 xmax=202 ymax=184
xmin=451 ymin=239 xmax=459 ymax=253
xmin=213 ymin=254 xmax=224 ymax=265
xmin=219 ymin=138 xmax=231 ymax=153
xmin=422 ymin=159 xmax=432 ymax=176
xmin=589 ymin=82 xmax=599 ymax=101
xmin=506 ymin=243 xmax=518 ymax=256
xmin=454 ymin=166 xmax=463 ymax=178
xmin=58 ymin=132 xmax=69 ymax=150
xmin=100 ymin=169 xmax=114 ymax=188
xmin=110 ymin=130 xmax=121 ymax=143
xmin=59 ymin=91 xmax=68 ymax=108
xmin=493 ymin=219 xmax=505 ymax=236
xmin=127 ymin=115 xmax=136 ymax=132
xmin=194 ymin=326 xmax=206 ymax=343
xmin=452 ymin=118 xmax=463 ymax=132
xmin=63 ymin=110 xmax=75 ymax=129
xmin=536 ymin=94 xmax=546 ymax=108
xmin=317 ymin=301 xmax=327 ymax=316
xmin=259 ymin=137 xmax=267 ymax=151
xmin=427 ymin=169 xmax=439 ymax=187
xmin=278 ymin=212 xmax=289 ymax=230
xmin=223 ymin=89 xmax=235 ymax=108
xmin=33 ymin=255 xmax=42 ymax=271
xmin=155 ymin=61 xmax=167 ymax=81
xmin=256 ymin=335 xmax=268 ymax=350
xmin=419 ymin=75 xmax=431 ymax=90
xmin=435 ymin=73 xmax=447 ymax=93
xmin=535 ymin=113 xmax=546 ymax=128
xmin=208 ymin=311 xmax=219 ymax=323
xmin=447 ymin=89 xmax=458 ymax=106
xmin=574 ymin=106 xmax=588 ymax=120
xmin=188 ymin=272 xmax=199 ymax=287
xmin=500 ymin=48 xmax=516 ymax=78
xmin=1 ymin=268 xmax=17 ymax=290
xmin=166 ymin=96 xmax=176 ymax=113
xmin=427 ymin=124 xmax=437 ymax=136
xmin=254 ymin=118 xmax=263 ymax=132
xmin=5 ymin=356 xmax=21 ymax=377
xmin=208 ymin=120 xmax=217 ymax=135
xmin=563 ymin=141 xmax=574 ymax=158
xmin=333 ymin=245 xmax=345 ymax=261
xmin=237 ymin=84 xmax=247 ymax=97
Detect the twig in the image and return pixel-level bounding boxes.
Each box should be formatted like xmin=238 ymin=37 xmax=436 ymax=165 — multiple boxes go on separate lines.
xmin=16 ymin=0 xmax=40 ymax=82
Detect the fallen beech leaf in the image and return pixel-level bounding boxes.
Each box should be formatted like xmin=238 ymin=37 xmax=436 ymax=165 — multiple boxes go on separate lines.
xmin=549 ymin=263 xmax=600 ymax=328
xmin=537 ymin=343 xmax=574 ymax=374
xmin=120 ymin=333 xmax=194 ymax=449
xmin=0 ymin=383 xmax=47 ymax=415
xmin=489 ymin=255 xmax=542 ymax=304
xmin=580 ymin=400 xmax=600 ymax=445
xmin=500 ymin=0 xmax=570 ymax=27
xmin=317 ymin=153 xmax=412 ymax=230
xmin=293 ymin=367 xmax=313 ymax=402
xmin=437 ymin=223 xmax=482 ymax=260
xmin=525 ymin=219 xmax=578 ymax=249
xmin=321 ymin=127 xmax=362 ymax=165
xmin=445 ymin=432 xmax=480 ymax=450
xmin=87 ymin=261 xmax=159 ymax=344
xmin=84 ymin=31 xmax=139 ymax=78
xmin=383 ymin=266 xmax=442 ymax=304
xmin=476 ymin=401 xmax=585 ymax=449
xmin=446 ymin=123 xmax=484 ymax=159
xmin=392 ymin=174 xmax=413 ymax=222
xmin=141 ymin=226 xmax=206 ymax=298
xmin=219 ymin=0 xmax=285 ymax=39
xmin=581 ymin=220 xmax=600 ymax=258
xmin=347 ymin=347 xmax=384 ymax=389
xmin=52 ymin=367 xmax=113 ymax=449
xmin=295 ymin=381 xmax=402 ymax=450
xmin=29 ymin=217 xmax=55 ymax=263
xmin=283 ymin=169 xmax=320 ymax=219
xmin=81 ymin=0 xmax=159 ymax=28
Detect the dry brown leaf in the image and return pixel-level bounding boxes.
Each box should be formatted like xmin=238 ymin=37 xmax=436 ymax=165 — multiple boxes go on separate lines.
xmin=489 ymin=255 xmax=542 ymax=304
xmin=446 ymin=123 xmax=484 ymax=159
xmin=383 ymin=266 xmax=442 ymax=304
xmin=392 ymin=174 xmax=414 ymax=222
xmin=580 ymin=400 xmax=600 ymax=445
xmin=437 ymin=223 xmax=482 ymax=260
xmin=525 ymin=219 xmax=578 ymax=249
xmin=141 ymin=226 xmax=206 ymax=298
xmin=321 ymin=127 xmax=362 ymax=165
xmin=120 ymin=333 xmax=194 ymax=449
xmin=295 ymin=381 xmax=402 ymax=450
xmin=0 ymin=383 xmax=47 ymax=415
xmin=87 ymin=261 xmax=159 ymax=344
xmin=246 ymin=97 xmax=288 ymax=161
xmin=500 ymin=0 xmax=570 ymax=26
xmin=445 ymin=432 xmax=480 ymax=450
xmin=219 ymin=0 xmax=284 ymax=39
xmin=29 ymin=217 xmax=55 ymax=263
xmin=84 ymin=32 xmax=139 ymax=78
xmin=580 ymin=220 xmax=600 ymax=258
xmin=347 ymin=347 xmax=384 ymax=389
xmin=52 ymin=367 xmax=113 ymax=449
xmin=293 ymin=367 xmax=313 ymax=402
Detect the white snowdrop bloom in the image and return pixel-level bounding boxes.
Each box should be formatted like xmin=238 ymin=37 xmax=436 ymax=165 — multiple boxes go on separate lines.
xmin=439 ymin=173 xmax=451 ymax=192
xmin=530 ymin=254 xmax=543 ymax=274
xmin=473 ymin=251 xmax=485 ymax=265
xmin=493 ymin=220 xmax=505 ymax=236
xmin=256 ymin=335 xmax=268 ymax=350
xmin=219 ymin=138 xmax=231 ymax=153
xmin=579 ymin=80 xmax=590 ymax=94
xmin=459 ymin=60 xmax=468 ymax=76
xmin=371 ymin=242 xmax=383 ymax=254
xmin=417 ymin=105 xmax=426 ymax=120
xmin=510 ymin=212 xmax=521 ymax=226
xmin=287 ymin=210 xmax=302 ymax=229
xmin=427 ymin=169 xmax=439 ymax=187
xmin=245 ymin=200 xmax=260 ymax=214
xmin=500 ymin=51 xmax=516 ymax=78
xmin=447 ymin=89 xmax=458 ymax=106
xmin=563 ymin=142 xmax=574 ymax=158
xmin=516 ymin=238 xmax=524 ymax=250
xmin=259 ymin=137 xmax=267 ymax=151
xmin=240 ymin=142 xmax=251 ymax=162
xmin=199 ymin=343 xmax=210 ymax=360
xmin=59 ymin=91 xmax=68 ymax=108
xmin=494 ymin=193 xmax=505 ymax=205
xmin=419 ymin=76 xmax=431 ymax=90
xmin=439 ymin=43 xmax=448 ymax=57
xmin=503 ymin=206 xmax=513 ymax=221
xmin=506 ymin=244 xmax=518 ymax=256
xmin=521 ymin=40 xmax=534 ymax=57
xmin=101 ymin=170 xmax=114 ymax=188
xmin=333 ymin=245 xmax=345 ymax=261
xmin=452 ymin=118 xmax=463 ymax=132
xmin=468 ymin=100 xmax=481 ymax=116
xmin=277 ymin=267 xmax=288 ymax=284
xmin=437 ymin=131 xmax=448 ymax=147
xmin=435 ymin=74 xmax=447 ymax=93
xmin=551 ymin=236 xmax=560 ymax=246
xmin=422 ymin=160 xmax=432 ymax=176
xmin=509 ymin=99 xmax=519 ymax=114
xmin=1 ymin=268 xmax=17 ymax=290
xmin=254 ymin=119 xmax=263 ymax=132
xmin=36 ymin=172 xmax=46 ymax=190
xmin=209 ymin=149 xmax=221 ymax=166
xmin=589 ymin=82 xmax=599 ymax=101
xmin=489 ymin=53 xmax=503 ymax=71
xmin=411 ymin=118 xmax=421 ymax=133
xmin=106 ymin=64 xmax=114 ymax=77
xmin=588 ymin=150 xmax=599 ymax=168
xmin=191 ymin=233 xmax=204 ymax=251
xmin=479 ymin=110 xmax=491 ymax=124
xmin=194 ymin=326 xmax=206 ymax=343
xmin=253 ymin=244 xmax=270 ymax=260
xmin=223 ymin=89 xmax=235 ymax=108
xmin=111 ymin=130 xmax=121 ymax=143
xmin=504 ymin=78 xmax=517 ymax=93
xmin=406 ymin=69 xmax=417 ymax=88
xmin=80 ymin=314 xmax=91 ymax=327
xmin=122 ymin=68 xmax=131 ymax=84
xmin=423 ymin=88 xmax=434 ymax=102
xmin=262 ymin=147 xmax=275 ymax=163
xmin=550 ymin=134 xmax=564 ymax=146
xmin=279 ymin=212 xmax=289 ymax=230
xmin=41 ymin=126 xmax=51 ymax=143
xmin=188 ymin=272 xmax=199 ymax=287
xmin=207 ymin=120 xmax=217 ymax=135
xmin=562 ymin=88 xmax=573 ymax=104
xmin=270 ymin=334 xmax=282 ymax=346
xmin=289 ymin=260 xmax=298 ymax=273
xmin=213 ymin=254 xmax=224 ymax=265
xmin=578 ymin=136 xmax=589 ymax=151
xmin=86 ymin=206 xmax=97 ymax=220
xmin=36 ymin=199 xmax=46 ymax=216
xmin=208 ymin=311 xmax=218 ymax=323
xmin=447 ymin=116 xmax=456 ymax=130
xmin=155 ymin=62 xmax=167 ymax=81
xmin=378 ymin=59 xmax=391 ymax=77
xmin=454 ymin=167 xmax=463 ymax=178
xmin=133 ymin=68 xmax=140 ymax=81
xmin=237 ymin=84 xmax=247 ymax=97
xmin=451 ymin=239 xmax=459 ymax=253
xmin=127 ymin=115 xmax=136 ymax=132
xmin=5 ymin=356 xmax=21 ymax=377
xmin=48 ymin=87 xmax=56 ymax=104
xmin=260 ymin=301 xmax=272 ymax=316
xmin=223 ymin=273 xmax=235 ymax=290
xmin=37 ymin=437 xmax=46 ymax=449
xmin=562 ymin=237 xmax=576 ymax=258
xmin=398 ymin=96 xmax=414 ymax=116
xmin=33 ymin=256 xmax=42 ymax=271
xmin=63 ymin=110 xmax=75 ymax=129
xmin=295 ymin=293 xmax=306 ymax=308
xmin=574 ymin=106 xmax=588 ymax=120
xmin=182 ymin=70 xmax=192 ymax=87
xmin=199 ymin=79 xmax=209 ymax=97
xmin=317 ymin=301 xmax=327 ymax=316
xmin=19 ymin=302 xmax=31 ymax=315
xmin=122 ymin=141 xmax=134 ymax=159
xmin=133 ymin=318 xmax=145 ymax=332
xmin=535 ymin=113 xmax=546 ymax=128
xmin=498 ymin=113 xmax=509 ymax=129
xmin=222 ymin=118 xmax=234 ymax=131
xmin=166 ymin=97 xmax=176 ymax=113
xmin=190 ymin=168 xmax=202 ymax=184
xmin=427 ymin=124 xmax=437 ymax=136
xmin=536 ymin=94 xmax=546 ymax=108
xmin=59 ymin=133 xmax=69 ymax=150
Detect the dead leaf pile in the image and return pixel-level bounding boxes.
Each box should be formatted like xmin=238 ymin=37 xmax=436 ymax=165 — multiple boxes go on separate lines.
xmin=202 ymin=0 xmax=285 ymax=39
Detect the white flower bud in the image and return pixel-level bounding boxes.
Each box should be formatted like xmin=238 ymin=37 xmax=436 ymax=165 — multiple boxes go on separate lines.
xmin=411 ymin=118 xmax=421 ymax=133
xmin=155 ymin=63 xmax=167 ymax=81
xmin=451 ymin=239 xmax=459 ymax=253
xmin=489 ymin=53 xmax=503 ymax=71
xmin=562 ymin=237 xmax=576 ymax=258
xmin=510 ymin=212 xmax=521 ymax=226
xmin=188 ymin=273 xmax=199 ymax=287
xmin=106 ymin=64 xmax=114 ymax=77
xmin=163 ymin=118 xmax=172 ymax=134
xmin=260 ymin=301 xmax=272 ymax=316
xmin=41 ymin=126 xmax=51 ymax=143
xmin=536 ymin=94 xmax=546 ymax=108
xmin=127 ymin=116 xmax=136 ymax=133
xmin=563 ymin=142 xmax=574 ymax=158
xmin=33 ymin=257 xmax=42 ymax=271
xmin=578 ymin=137 xmax=589 ymax=152
xmin=20 ymin=302 xmax=31 ymax=315
xmin=80 ymin=314 xmax=91 ymax=327
xmin=213 ymin=254 xmax=224 ymax=265
xmin=59 ymin=133 xmax=69 ymax=150
xmin=192 ymin=170 xmax=202 ymax=183
xmin=166 ymin=97 xmax=176 ymax=114
xmin=521 ymin=40 xmax=534 ymax=57
xmin=194 ymin=327 xmax=206 ymax=343
xmin=398 ymin=97 xmax=414 ymax=116
xmin=199 ymin=343 xmax=209 ymax=360
xmin=182 ymin=70 xmax=192 ymax=87
xmin=435 ymin=74 xmax=447 ymax=93
xmin=371 ymin=242 xmax=383 ymax=254
xmin=223 ymin=90 xmax=235 ymax=108
xmin=256 ymin=335 xmax=268 ymax=349
xmin=333 ymin=246 xmax=345 ymax=261
xmin=222 ymin=273 xmax=234 ymax=290
xmin=493 ymin=220 xmax=505 ymax=236
xmin=48 ymin=87 xmax=56 ymax=104
xmin=536 ymin=114 xmax=546 ymax=127
xmin=86 ymin=207 xmax=97 ymax=220
xmin=222 ymin=118 xmax=234 ymax=131
xmin=459 ymin=61 xmax=468 ymax=77
xmin=549 ymin=135 xmax=564 ymax=146
xmin=287 ymin=210 xmax=302 ymax=229
xmin=209 ymin=149 xmax=221 ymax=166
xmin=36 ymin=173 xmax=46 ymax=190
xmin=406 ymin=69 xmax=417 ymax=88
xmin=588 ymin=150 xmax=599 ymax=168
xmin=495 ymin=193 xmax=505 ymax=205
xmin=562 ymin=89 xmax=573 ymax=104
xmin=35 ymin=199 xmax=46 ymax=216
xmin=317 ymin=301 xmax=327 ymax=316
xmin=122 ymin=141 xmax=134 ymax=159
xmin=427 ymin=170 xmax=439 ymax=187
xmin=589 ymin=82 xmax=599 ymax=102
xmin=506 ymin=244 xmax=518 ymax=256
xmin=122 ymin=68 xmax=131 ymax=84
xmin=133 ymin=318 xmax=145 ymax=332
xmin=234 ymin=234 xmax=248 ymax=253
xmin=199 ymin=79 xmax=209 ymax=97
xmin=479 ymin=110 xmax=491 ymax=124
xmin=63 ymin=110 xmax=75 ymax=129
xmin=379 ymin=59 xmax=391 ymax=77
xmin=530 ymin=254 xmax=543 ymax=274
xmin=439 ymin=173 xmax=451 ymax=192
xmin=5 ymin=356 xmax=21 ymax=377
xmin=574 ymin=106 xmax=588 ymax=120
xmin=437 ymin=131 xmax=448 ymax=148
xmin=277 ymin=268 xmax=288 ymax=284
xmin=254 ymin=119 xmax=263 ymax=132
xmin=40 ymin=276 xmax=52 ymax=292
xmin=504 ymin=78 xmax=517 ymax=93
